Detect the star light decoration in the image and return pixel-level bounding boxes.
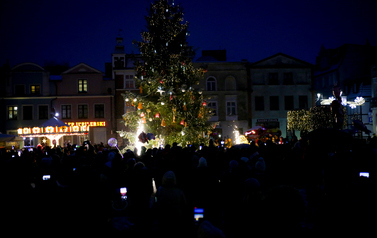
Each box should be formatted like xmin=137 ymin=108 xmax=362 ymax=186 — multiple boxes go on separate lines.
xmin=320 ymin=95 xmax=365 ymax=108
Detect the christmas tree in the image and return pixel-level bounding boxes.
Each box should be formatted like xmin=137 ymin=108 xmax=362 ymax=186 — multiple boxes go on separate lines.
xmin=121 ymin=0 xmax=213 ymax=147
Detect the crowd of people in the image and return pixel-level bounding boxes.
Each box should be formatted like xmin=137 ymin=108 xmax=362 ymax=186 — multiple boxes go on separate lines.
xmin=2 ymin=131 xmax=377 ymax=237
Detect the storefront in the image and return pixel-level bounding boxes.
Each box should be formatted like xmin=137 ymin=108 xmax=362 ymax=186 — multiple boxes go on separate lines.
xmin=65 ymin=121 xmax=108 ymax=145
xmin=17 ymin=117 xmax=89 ymax=147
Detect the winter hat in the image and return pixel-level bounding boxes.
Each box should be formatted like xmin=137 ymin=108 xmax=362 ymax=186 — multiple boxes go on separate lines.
xmin=255 ymin=157 xmax=266 ymax=172
xmin=105 ymin=152 xmax=116 ymax=168
xmin=198 ymin=157 xmax=207 ymax=167
xmin=162 ymin=170 xmax=177 ymax=187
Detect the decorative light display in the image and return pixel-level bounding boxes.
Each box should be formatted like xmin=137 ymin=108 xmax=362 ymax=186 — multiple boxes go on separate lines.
xmin=17 ymin=125 xmax=89 ymax=147
xmin=233 ymin=127 xmax=248 ymax=145
xmin=118 ymin=0 xmax=213 ymax=148
xmin=320 ymin=95 xmax=365 ymax=108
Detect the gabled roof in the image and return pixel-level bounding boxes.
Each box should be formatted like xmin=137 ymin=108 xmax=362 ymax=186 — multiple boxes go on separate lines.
xmin=62 ymin=62 xmax=103 ymax=74
xmin=249 ymin=52 xmax=313 ymax=68
xmin=11 ymin=62 xmax=45 ymax=71
xmin=40 ymin=117 xmax=69 ymax=127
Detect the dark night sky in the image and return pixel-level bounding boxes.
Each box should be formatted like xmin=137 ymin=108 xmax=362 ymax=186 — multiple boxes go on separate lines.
xmin=1 ymin=0 xmax=377 ymax=72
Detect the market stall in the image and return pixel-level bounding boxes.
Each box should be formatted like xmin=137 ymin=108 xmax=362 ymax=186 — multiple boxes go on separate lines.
xmin=17 ymin=117 xmax=89 ymax=147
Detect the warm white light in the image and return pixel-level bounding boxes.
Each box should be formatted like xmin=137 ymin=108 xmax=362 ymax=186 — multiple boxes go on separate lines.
xmin=135 ymin=120 xmax=144 ymax=156
xmin=354 ymin=97 xmax=365 ymax=105
xmin=234 ymin=129 xmax=240 ymax=144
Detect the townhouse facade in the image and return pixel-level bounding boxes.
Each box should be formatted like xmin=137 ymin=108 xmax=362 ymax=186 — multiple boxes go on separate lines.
xmin=194 ymin=50 xmax=249 ymax=142
xmin=247 ymin=53 xmax=314 ymax=139
xmin=0 ymin=61 xmax=115 ymax=148
xmin=3 ymin=35 xmax=376 ymax=149
xmin=54 ymin=63 xmax=115 ymax=145
xmin=1 ymin=62 xmax=56 ymax=148
xmin=108 ymin=35 xmax=141 ymax=146
xmin=314 ymin=43 xmax=377 ymax=137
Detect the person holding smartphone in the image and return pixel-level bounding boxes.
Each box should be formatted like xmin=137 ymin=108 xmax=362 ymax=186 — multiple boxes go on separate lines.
xmin=154 ymin=171 xmax=188 ymax=236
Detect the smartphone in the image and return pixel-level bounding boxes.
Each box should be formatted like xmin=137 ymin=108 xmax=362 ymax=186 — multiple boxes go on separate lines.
xmin=194 ymin=207 xmax=204 ymax=223
xmin=359 ymin=172 xmax=369 ymax=178
xmin=120 ymin=187 xmax=127 ymax=200
xmin=43 ymin=175 xmax=51 ymax=180
xmin=199 ymin=146 xmax=202 ymax=150
xmin=18 ymin=151 xmax=21 ymax=157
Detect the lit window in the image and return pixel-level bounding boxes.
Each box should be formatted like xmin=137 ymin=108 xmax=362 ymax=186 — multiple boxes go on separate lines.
xmin=31 ymin=85 xmax=40 ymax=94
xmin=8 ymin=106 xmax=18 ymax=120
xmin=78 ymin=79 xmax=88 ymax=92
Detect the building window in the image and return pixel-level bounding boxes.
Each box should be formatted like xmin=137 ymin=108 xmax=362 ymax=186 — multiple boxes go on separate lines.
xmin=114 ymin=57 xmax=125 ymax=68
xmin=78 ymin=105 xmax=88 ymax=119
xmin=208 ymin=101 xmax=217 ymax=116
xmin=78 ymin=79 xmax=88 ymax=93
xmin=61 ymin=105 xmax=71 ymax=119
xmin=30 ymin=85 xmax=41 ymax=95
xmin=95 ymin=104 xmax=105 ymax=118
xmin=15 ymin=85 xmax=25 ymax=96
xmin=270 ymin=96 xmax=279 ymax=110
xmin=284 ymin=96 xmax=294 ymax=110
xmin=125 ymin=75 xmax=135 ymax=89
xmin=268 ymin=73 xmax=279 ymax=85
xmin=299 ymin=95 xmax=308 ymax=109
xmin=39 ymin=105 xmax=49 ymax=120
xmin=23 ymin=106 xmax=33 ymax=120
xmin=255 ymin=96 xmax=264 ymax=111
xmin=226 ymin=101 xmax=237 ymax=115
xmin=8 ymin=106 xmax=18 ymax=120
xmin=206 ymin=77 xmax=217 ymax=91
xmin=283 ymin=72 xmax=293 ymax=85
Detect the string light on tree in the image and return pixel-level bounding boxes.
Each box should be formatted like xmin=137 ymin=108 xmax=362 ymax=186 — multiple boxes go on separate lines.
xmin=118 ymin=0 xmax=213 ymax=148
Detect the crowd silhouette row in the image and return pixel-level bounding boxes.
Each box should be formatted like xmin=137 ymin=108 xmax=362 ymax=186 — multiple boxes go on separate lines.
xmin=2 ymin=132 xmax=377 ymax=237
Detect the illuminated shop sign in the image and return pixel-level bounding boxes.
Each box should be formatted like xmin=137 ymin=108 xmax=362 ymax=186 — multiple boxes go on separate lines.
xmin=67 ymin=121 xmax=106 ymax=127
xmin=18 ymin=125 xmax=89 ymax=136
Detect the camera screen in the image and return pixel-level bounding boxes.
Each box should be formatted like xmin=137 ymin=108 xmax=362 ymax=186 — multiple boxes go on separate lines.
xmin=120 ymin=187 xmax=127 ymax=200
xmin=359 ymin=172 xmax=369 ymax=178
xmin=194 ymin=207 xmax=204 ymax=221
xmin=43 ymin=175 xmax=51 ymax=180
xmin=120 ymin=187 xmax=127 ymax=195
